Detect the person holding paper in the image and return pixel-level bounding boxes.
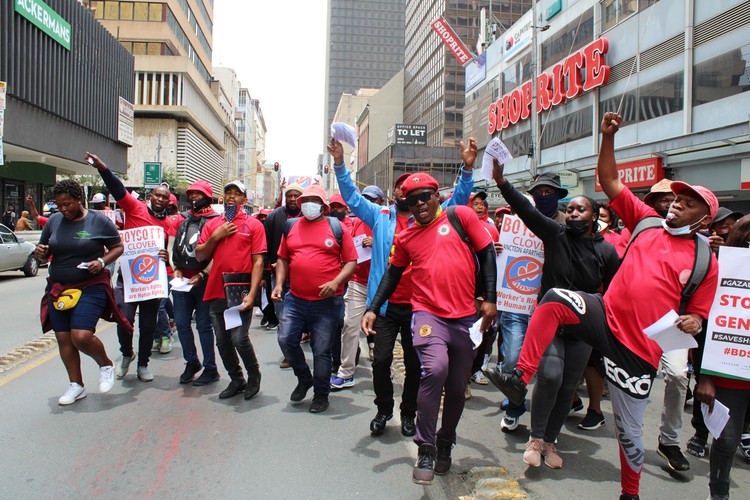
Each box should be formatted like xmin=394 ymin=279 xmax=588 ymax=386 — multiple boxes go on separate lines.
xmin=330 ymin=137 xmax=476 ymax=440
xmin=486 ymin=161 xmax=619 ymax=468
xmin=361 ymin=172 xmax=497 ymax=485
xmin=87 ymin=153 xmax=173 ymax=383
xmin=196 ymin=181 xmax=266 ymax=401
xmin=488 ymin=112 xmax=719 ymax=500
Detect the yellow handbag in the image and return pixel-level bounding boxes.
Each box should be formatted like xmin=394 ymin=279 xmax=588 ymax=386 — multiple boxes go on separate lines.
xmin=54 ymin=289 xmax=82 ymax=311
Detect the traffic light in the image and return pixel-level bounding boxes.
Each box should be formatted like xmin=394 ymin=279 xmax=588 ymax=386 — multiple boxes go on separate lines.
xmin=273 ymin=162 xmax=279 ymax=172
xmin=324 ymin=164 xmax=330 ymax=175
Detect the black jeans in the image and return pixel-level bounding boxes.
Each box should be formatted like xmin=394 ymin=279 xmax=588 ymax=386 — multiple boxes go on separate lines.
xmin=372 ymin=302 xmax=420 ymax=418
xmin=114 ymin=280 xmax=160 ymax=367
xmin=209 ymin=299 xmax=260 ymax=382
xmin=709 ymin=385 xmax=750 ymax=497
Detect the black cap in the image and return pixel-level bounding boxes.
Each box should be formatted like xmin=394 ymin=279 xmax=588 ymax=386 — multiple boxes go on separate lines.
xmin=528 ymin=172 xmax=568 ymax=198
xmin=712 ymin=207 xmax=743 ymax=225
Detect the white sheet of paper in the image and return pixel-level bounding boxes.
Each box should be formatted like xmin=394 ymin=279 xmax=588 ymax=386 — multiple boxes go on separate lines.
xmin=480 ymin=137 xmax=513 ymax=181
xmin=352 ymin=234 xmax=372 ymax=263
xmin=701 ymin=399 xmax=730 ymax=439
xmin=223 ymin=304 xmax=243 ymax=330
xmin=260 ymin=287 xmax=269 ymax=310
xmin=169 ymin=277 xmax=193 ymax=292
xmin=77 ymin=262 xmax=90 ymax=269
xmin=643 ymin=310 xmax=698 ymax=352
xmin=468 ymin=318 xmax=483 ymax=350
xmin=331 ymin=122 xmax=357 ymax=149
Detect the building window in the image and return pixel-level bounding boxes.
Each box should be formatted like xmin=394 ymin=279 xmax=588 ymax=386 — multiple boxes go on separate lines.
xmin=120 ymin=2 xmax=133 ymax=20
xmin=540 ymin=106 xmax=593 ymax=149
xmin=134 ymin=2 xmax=149 ymax=20
xmin=693 ymin=47 xmax=750 ymax=107
xmin=600 ymin=71 xmax=683 ymax=125
xmin=104 ymin=1 xmax=119 ymax=19
xmin=149 ymin=3 xmax=164 ymax=21
xmin=541 ymin=9 xmax=593 ymax=69
xmin=601 ymin=0 xmax=657 ymax=32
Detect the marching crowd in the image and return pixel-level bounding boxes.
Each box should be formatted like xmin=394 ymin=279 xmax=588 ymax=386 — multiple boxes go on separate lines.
xmin=31 ymin=112 xmax=749 ymax=499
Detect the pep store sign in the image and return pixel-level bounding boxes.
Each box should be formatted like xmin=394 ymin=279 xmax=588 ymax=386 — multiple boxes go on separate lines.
xmin=487 ymin=38 xmax=610 ymax=134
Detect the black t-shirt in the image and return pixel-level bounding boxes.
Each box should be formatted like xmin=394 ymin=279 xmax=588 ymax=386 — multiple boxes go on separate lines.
xmin=40 ymin=211 xmax=121 ymax=284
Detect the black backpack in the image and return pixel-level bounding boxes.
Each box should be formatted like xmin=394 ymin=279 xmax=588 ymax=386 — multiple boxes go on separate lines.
xmin=623 ymin=216 xmax=712 ymax=315
xmin=446 ymin=206 xmax=489 ymax=299
xmin=283 ymin=217 xmax=343 ymax=247
xmin=172 ymin=211 xmax=220 ymax=270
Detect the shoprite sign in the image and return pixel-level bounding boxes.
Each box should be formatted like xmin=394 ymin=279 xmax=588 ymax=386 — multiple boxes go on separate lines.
xmin=487 ymin=38 xmax=610 ymax=134
xmin=15 ymin=0 xmax=71 ymax=51
xmin=594 ymin=157 xmax=664 ymax=191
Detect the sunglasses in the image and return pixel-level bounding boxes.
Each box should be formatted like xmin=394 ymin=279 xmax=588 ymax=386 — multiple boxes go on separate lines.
xmin=406 ymin=191 xmax=435 ymax=207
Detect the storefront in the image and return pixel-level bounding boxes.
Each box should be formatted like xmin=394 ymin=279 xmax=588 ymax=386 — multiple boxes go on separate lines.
xmin=464 ymin=0 xmax=750 ymax=213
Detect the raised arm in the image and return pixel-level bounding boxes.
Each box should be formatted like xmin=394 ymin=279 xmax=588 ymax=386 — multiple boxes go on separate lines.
xmin=85 ymin=152 xmax=128 ymax=201
xmin=445 ymin=138 xmax=477 ymax=207
xmin=329 ymin=138 xmax=380 ymax=228
xmin=597 ymin=112 xmax=625 ymax=201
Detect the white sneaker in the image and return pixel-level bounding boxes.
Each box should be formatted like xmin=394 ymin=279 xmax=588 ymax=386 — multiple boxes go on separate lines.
xmin=99 ymin=365 xmax=115 ymax=393
xmin=500 ymin=415 xmax=519 ymax=432
xmin=58 ymin=383 xmax=86 ymax=405
xmin=471 ymin=370 xmax=489 ymax=385
xmin=115 ymin=356 xmax=133 ymax=379
xmin=137 ymin=366 xmax=154 ymax=382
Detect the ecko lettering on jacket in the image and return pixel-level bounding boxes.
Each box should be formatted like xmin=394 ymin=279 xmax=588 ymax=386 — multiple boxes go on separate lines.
xmin=487 ymin=38 xmax=610 ymax=134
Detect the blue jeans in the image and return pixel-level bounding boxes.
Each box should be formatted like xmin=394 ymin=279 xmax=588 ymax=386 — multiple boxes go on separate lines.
xmin=172 ymin=280 xmax=216 ymax=369
xmin=499 ymin=312 xmax=529 ymax=418
xmin=277 ymin=293 xmax=344 ymax=397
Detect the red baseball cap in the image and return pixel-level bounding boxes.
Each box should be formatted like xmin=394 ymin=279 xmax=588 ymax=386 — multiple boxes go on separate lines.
xmin=259 ymin=208 xmax=272 ymax=216
xmin=297 ymin=184 xmax=329 ymax=209
xmin=394 ymin=173 xmax=411 ymax=189
xmin=329 ymin=193 xmax=348 ymax=208
xmin=400 ymin=173 xmax=440 ymax=197
xmin=495 ymin=206 xmax=511 ymax=216
xmin=168 ymin=194 xmax=177 ymax=206
xmin=186 ymin=180 xmax=213 ymax=199
xmin=670 ymin=182 xmax=718 ymax=220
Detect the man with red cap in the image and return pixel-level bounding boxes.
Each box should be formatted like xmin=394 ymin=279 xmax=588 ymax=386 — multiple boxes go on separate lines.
xmin=169 ymin=180 xmax=220 ymax=386
xmin=272 ymin=184 xmax=358 ymax=413
xmin=329 ymin=193 xmax=353 ymax=232
xmin=362 ymin=172 xmax=497 ymax=485
xmin=490 ymin=112 xmax=719 ymax=500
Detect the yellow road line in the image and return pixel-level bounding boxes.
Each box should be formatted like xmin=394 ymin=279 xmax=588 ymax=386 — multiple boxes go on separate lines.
xmin=0 ymin=322 xmax=115 ymax=388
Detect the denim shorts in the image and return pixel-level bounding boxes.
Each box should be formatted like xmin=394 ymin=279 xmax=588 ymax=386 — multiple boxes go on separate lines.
xmin=48 ymin=284 xmax=108 ymax=333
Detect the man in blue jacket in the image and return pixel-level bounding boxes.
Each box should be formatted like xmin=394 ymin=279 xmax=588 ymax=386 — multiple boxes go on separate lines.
xmin=329 ymin=137 xmax=477 ymax=437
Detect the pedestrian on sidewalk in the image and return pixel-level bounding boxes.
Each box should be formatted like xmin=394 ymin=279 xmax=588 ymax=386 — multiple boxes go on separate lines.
xmin=36 ymin=179 xmax=131 ymax=405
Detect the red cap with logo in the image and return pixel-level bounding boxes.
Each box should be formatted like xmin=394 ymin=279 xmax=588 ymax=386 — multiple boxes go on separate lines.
xmin=169 ymin=194 xmax=177 ymax=206
xmin=400 ymin=173 xmax=440 ymax=197
xmin=670 ymin=182 xmax=719 ymax=219
xmin=329 ymin=193 xmax=348 ymax=208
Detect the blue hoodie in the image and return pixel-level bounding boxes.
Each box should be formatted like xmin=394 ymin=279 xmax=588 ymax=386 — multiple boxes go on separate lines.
xmin=334 ymin=162 xmax=475 ymax=315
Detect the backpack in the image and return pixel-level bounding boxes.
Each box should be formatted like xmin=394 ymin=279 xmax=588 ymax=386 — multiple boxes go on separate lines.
xmin=172 ymin=211 xmax=220 ymax=270
xmin=446 ymin=206 xmax=487 ymax=299
xmin=623 ymin=216 xmax=712 ymax=315
xmin=283 ymin=217 xmax=343 ymax=247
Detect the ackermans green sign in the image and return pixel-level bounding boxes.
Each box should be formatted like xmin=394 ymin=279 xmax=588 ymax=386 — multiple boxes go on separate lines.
xmin=15 ymin=0 xmax=71 ymax=51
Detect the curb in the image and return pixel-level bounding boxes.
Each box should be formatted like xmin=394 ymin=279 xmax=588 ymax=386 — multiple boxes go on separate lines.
xmin=0 ymin=333 xmax=57 ymax=374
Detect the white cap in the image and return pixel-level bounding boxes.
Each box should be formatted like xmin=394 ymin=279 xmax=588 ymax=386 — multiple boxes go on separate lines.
xmin=91 ymin=193 xmax=106 ymax=203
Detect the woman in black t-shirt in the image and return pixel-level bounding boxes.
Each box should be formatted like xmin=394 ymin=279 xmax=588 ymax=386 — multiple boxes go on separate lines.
xmin=36 ymin=180 xmax=124 ymax=406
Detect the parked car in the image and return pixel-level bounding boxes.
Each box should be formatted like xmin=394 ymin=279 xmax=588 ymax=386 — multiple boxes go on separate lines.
xmin=0 ymin=223 xmax=39 ymax=277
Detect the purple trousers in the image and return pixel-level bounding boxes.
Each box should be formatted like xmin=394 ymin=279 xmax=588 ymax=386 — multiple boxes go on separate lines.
xmin=411 ymin=311 xmax=476 ymax=446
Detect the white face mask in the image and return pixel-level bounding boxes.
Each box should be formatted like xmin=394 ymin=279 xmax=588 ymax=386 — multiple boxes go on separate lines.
xmin=661 ymin=215 xmax=707 ymax=236
xmin=301 ymin=202 xmax=322 ymax=220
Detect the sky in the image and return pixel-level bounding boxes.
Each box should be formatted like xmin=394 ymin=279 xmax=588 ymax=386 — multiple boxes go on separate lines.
xmin=212 ymin=1 xmax=327 ymax=178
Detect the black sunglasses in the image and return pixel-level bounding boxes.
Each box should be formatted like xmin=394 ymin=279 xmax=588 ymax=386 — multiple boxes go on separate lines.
xmin=406 ymin=191 xmax=435 ymax=207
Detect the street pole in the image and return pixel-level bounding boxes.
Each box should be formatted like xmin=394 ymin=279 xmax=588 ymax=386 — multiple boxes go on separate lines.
xmin=530 ymin=1 xmax=539 ymax=178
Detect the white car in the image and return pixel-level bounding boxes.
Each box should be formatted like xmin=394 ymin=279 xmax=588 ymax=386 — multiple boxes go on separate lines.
xmin=0 ymin=223 xmax=39 ymax=277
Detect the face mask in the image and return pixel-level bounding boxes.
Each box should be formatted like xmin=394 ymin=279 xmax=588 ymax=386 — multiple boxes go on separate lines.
xmin=395 ymin=198 xmax=409 ymax=212
xmin=566 ymin=219 xmax=591 ymax=237
xmin=191 ymin=197 xmax=211 ymax=212
xmin=224 ymin=204 xmax=238 ymax=222
xmin=331 ymin=211 xmax=347 ymax=221
xmin=301 ymin=202 xmax=322 ymax=220
xmin=533 ymin=193 xmax=561 ymax=217
xmin=717 ymin=232 xmax=729 ymax=242
xmin=661 ymin=216 xmax=706 ymax=236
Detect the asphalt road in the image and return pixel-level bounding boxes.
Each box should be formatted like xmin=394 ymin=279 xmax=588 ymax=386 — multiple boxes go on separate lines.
xmin=0 ymin=268 xmax=49 ymax=356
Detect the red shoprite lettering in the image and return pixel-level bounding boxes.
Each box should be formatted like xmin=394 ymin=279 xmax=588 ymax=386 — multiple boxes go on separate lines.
xmin=488 ymin=38 xmax=610 ymax=134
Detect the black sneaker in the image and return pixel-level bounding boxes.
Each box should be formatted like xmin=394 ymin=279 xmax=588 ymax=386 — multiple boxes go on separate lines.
xmin=577 ymin=409 xmax=605 ymax=430
xmin=657 ymin=441 xmax=690 ymax=471
xmin=260 ymin=318 xmax=269 ymax=327
xmin=219 ymin=379 xmax=246 ymax=399
xmin=412 ymin=444 xmax=436 ymax=485
xmin=570 ymin=396 xmax=584 ymax=413
xmin=401 ymin=415 xmax=416 ymax=437
xmin=193 ymin=368 xmax=220 ymax=386
xmin=244 ymin=372 xmax=261 ymax=400
xmin=619 ymin=495 xmax=639 ymax=500
xmin=686 ymin=435 xmax=708 ymax=458
xmin=309 ymin=394 xmax=329 ymax=413
xmin=265 ymin=322 xmax=279 ymax=330
xmin=434 ymin=438 xmax=452 ymax=475
xmin=370 ymin=412 xmax=393 ymax=436
xmin=483 ymin=367 xmax=527 ymax=407
xmin=179 ymin=360 xmax=202 ymax=384
xmin=290 ymin=380 xmax=313 ymax=402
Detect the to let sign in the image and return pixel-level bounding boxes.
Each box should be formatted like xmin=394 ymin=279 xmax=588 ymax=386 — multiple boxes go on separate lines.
xmin=395 ymin=124 xmax=427 ymax=145
xmin=595 ymin=157 xmax=664 ymax=191
xmin=144 ymin=162 xmax=162 ymax=188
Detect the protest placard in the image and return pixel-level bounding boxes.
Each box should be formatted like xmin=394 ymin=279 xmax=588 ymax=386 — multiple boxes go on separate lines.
xmin=702 ymin=246 xmax=750 ymax=382
xmin=90 ymin=209 xmax=117 ymax=226
xmin=118 ymin=226 xmax=168 ymax=303
xmin=496 ymin=214 xmax=544 ymax=314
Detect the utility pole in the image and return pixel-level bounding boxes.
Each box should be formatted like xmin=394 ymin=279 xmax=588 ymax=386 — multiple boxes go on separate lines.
xmin=530 ymin=1 xmax=539 ymax=178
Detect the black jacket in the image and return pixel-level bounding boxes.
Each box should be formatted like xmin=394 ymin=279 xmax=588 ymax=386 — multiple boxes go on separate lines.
xmin=499 ymin=181 xmax=619 ymax=299
xmin=265 ymin=205 xmax=297 ymax=265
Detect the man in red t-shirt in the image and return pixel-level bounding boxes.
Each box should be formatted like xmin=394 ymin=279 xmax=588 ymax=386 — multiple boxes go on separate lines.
xmin=272 ymin=185 xmax=358 ymax=414
xmin=196 ymin=181 xmax=266 ymax=401
xmin=490 ymin=113 xmax=719 ymax=500
xmin=362 ymin=173 xmax=497 ymax=485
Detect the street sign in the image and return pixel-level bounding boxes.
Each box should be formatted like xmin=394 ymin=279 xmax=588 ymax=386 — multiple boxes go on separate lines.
xmin=144 ymin=162 xmax=162 ymax=188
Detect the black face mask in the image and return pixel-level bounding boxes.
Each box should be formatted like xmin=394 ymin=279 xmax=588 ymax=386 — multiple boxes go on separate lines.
xmin=395 ymin=198 xmax=409 ymax=212
xmin=191 ymin=197 xmax=211 ymax=212
xmin=286 ymin=205 xmax=300 ymax=217
xmin=566 ymin=219 xmax=592 ymax=237
xmin=331 ymin=211 xmax=347 ymax=221
xmin=148 ymin=206 xmax=167 ymax=220
xmin=533 ymin=193 xmax=562 ymax=218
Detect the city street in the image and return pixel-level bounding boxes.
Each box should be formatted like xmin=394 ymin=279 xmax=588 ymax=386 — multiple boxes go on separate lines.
xmin=1 ymin=274 xmax=749 ymax=498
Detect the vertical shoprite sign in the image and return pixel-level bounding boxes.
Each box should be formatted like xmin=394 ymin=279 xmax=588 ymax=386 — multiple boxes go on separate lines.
xmin=14 ymin=0 xmax=71 ymax=51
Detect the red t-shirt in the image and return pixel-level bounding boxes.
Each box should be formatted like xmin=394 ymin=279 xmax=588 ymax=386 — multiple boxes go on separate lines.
xmin=602 ymin=230 xmax=624 ymax=258
xmin=198 ymin=211 xmax=267 ymax=301
xmin=339 ymin=216 xmax=354 ymax=233
xmin=389 ymin=213 xmax=414 ymax=305
xmin=277 ymin=217 xmax=358 ymax=301
xmin=605 ymin=187 xmax=718 ymax=368
xmin=484 ymin=219 xmax=500 ymax=242
xmin=117 ymin=193 xmax=173 ymax=275
xmin=391 ymin=206 xmax=493 ymax=318
xmin=37 ymin=215 xmax=49 ymax=228
xmin=350 ymin=217 xmax=373 ymax=285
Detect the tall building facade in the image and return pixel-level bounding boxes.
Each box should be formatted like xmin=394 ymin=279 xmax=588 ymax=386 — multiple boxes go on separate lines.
xmin=323 ymin=0 xmax=406 ymax=148
xmin=404 ymin=0 xmax=531 ymax=146
xmin=87 ymin=0 xmax=230 ymax=194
